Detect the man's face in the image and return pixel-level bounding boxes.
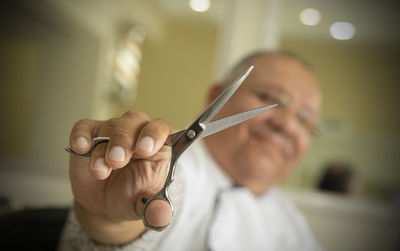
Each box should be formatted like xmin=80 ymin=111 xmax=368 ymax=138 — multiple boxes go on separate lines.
xmin=204 ymin=55 xmax=321 ymax=193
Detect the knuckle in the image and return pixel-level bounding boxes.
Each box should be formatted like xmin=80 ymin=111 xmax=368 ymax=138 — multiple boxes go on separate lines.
xmin=97 ymin=123 xmax=113 ymax=136
xmin=150 ymin=118 xmax=174 ymax=133
xmin=106 ymin=118 xmax=119 ymax=125
xmin=154 ymin=118 xmax=173 ymax=128
xmin=70 ymin=119 xmax=92 ymax=138
xmin=152 ymin=117 xmax=165 ymax=123
xmin=123 ymin=110 xmax=150 ymax=121
xmin=72 ymin=118 xmax=91 ymax=130
xmin=112 ymin=128 xmax=132 ymax=140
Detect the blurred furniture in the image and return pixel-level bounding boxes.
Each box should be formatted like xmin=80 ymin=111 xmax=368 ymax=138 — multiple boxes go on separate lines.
xmin=287 ymin=190 xmax=400 ymax=251
xmin=0 ymin=207 xmax=69 ymax=250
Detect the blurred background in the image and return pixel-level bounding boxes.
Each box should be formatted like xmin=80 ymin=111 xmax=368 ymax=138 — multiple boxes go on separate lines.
xmin=0 ymin=0 xmax=399 ymax=250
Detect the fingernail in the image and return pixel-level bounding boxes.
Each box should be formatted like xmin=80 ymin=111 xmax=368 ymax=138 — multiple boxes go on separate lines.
xmin=92 ymin=158 xmax=108 ymax=174
xmin=108 ymin=146 xmax=125 ymax=162
xmin=138 ymin=136 xmax=154 ymax=153
xmin=76 ymin=137 xmax=89 ymax=148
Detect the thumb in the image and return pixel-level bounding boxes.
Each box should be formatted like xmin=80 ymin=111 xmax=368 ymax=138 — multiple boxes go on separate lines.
xmin=136 ymin=193 xmax=173 ymax=230
xmin=143 ymin=199 xmax=173 ymax=228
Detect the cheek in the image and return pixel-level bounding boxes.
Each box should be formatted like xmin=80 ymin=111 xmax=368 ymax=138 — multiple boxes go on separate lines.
xmin=210 ymin=120 xmax=250 ymax=160
xmin=292 ymin=135 xmax=311 ymax=162
xmin=222 ymin=93 xmax=261 ymax=116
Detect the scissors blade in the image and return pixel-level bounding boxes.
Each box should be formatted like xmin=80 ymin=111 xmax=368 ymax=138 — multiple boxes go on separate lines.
xmin=197 ymin=66 xmax=254 ymax=125
xmin=200 ymin=104 xmax=278 ymax=139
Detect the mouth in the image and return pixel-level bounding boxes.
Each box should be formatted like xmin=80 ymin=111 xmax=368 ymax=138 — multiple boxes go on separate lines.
xmin=250 ymin=126 xmax=295 ymax=158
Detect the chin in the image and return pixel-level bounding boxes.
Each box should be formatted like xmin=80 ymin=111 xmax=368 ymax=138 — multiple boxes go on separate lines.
xmin=232 ymin=140 xmax=284 ymax=185
xmin=238 ymin=155 xmax=280 ymax=183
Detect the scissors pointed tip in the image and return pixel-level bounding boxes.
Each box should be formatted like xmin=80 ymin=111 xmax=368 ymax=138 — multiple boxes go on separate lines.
xmin=198 ymin=66 xmax=255 ymax=123
xmin=242 ymin=65 xmax=254 ymax=79
xmin=255 ymin=103 xmax=279 ymax=113
xmin=258 ymin=103 xmax=279 ymax=113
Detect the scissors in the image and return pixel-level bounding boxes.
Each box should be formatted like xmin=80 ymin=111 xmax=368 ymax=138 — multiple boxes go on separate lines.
xmin=65 ymin=66 xmax=277 ymax=231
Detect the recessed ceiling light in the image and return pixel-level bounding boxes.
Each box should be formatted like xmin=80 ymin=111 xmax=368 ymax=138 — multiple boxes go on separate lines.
xmin=330 ymin=22 xmax=356 ymax=40
xmin=299 ymin=8 xmax=321 ymax=26
xmin=189 ymin=0 xmax=210 ymax=13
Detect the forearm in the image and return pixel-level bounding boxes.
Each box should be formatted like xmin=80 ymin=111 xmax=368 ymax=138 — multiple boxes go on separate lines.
xmin=60 ymin=170 xmax=185 ymax=251
xmin=74 ymin=200 xmax=145 ymax=245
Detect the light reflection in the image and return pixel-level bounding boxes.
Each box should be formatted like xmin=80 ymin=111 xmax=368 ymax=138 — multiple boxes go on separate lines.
xmin=111 ymin=25 xmax=146 ymax=107
xmin=189 ymin=0 xmax=210 ymax=12
xmin=330 ymin=22 xmax=355 ymax=40
xmin=299 ymin=8 xmax=321 ymax=26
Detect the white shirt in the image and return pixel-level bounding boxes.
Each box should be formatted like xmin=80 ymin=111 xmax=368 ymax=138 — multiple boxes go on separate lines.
xmin=60 ymin=140 xmax=322 ymax=251
xmin=158 ymin=140 xmax=321 ymax=251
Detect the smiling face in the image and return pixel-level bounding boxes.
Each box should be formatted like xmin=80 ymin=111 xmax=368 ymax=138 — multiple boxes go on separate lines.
xmin=204 ymin=54 xmax=321 ymax=193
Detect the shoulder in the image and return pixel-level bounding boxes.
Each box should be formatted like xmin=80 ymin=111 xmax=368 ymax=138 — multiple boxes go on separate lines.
xmin=265 ymin=188 xmax=323 ymax=251
xmin=267 ymin=188 xmax=309 ymax=226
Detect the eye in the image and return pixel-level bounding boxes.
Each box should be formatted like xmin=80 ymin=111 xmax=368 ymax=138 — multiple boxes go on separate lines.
xmin=297 ymin=110 xmax=319 ymax=136
xmin=256 ymin=92 xmax=278 ymax=104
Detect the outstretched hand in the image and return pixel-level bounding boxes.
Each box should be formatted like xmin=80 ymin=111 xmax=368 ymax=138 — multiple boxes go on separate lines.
xmin=68 ymin=111 xmax=174 ymax=244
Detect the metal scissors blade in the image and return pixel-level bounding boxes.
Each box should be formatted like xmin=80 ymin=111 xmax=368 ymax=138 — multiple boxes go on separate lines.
xmin=200 ymin=104 xmax=278 ymax=138
xmin=197 ymin=66 xmax=254 ymax=124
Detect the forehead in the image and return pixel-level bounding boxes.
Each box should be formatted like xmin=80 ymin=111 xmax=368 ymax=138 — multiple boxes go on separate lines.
xmin=247 ymin=55 xmax=321 ymax=111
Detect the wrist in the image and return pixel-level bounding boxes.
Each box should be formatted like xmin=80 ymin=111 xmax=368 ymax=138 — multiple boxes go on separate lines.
xmin=74 ymin=200 xmax=146 ymax=245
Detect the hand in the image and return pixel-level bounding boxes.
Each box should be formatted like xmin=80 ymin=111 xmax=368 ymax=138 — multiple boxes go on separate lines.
xmin=68 ymin=110 xmax=174 ymax=244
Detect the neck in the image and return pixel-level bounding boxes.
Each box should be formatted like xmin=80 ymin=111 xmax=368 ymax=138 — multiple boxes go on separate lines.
xmin=203 ymin=136 xmax=273 ymax=195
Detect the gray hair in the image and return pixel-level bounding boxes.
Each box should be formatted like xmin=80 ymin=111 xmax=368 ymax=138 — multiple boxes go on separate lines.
xmin=220 ymin=50 xmax=313 ymax=86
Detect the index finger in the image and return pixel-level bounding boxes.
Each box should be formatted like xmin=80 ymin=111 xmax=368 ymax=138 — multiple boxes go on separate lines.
xmin=69 ymin=119 xmax=101 ymax=155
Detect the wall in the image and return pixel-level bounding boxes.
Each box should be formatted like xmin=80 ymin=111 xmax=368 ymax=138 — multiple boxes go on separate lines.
xmin=0 ymin=2 xmax=99 ymax=206
xmin=114 ymin=17 xmax=218 ymax=130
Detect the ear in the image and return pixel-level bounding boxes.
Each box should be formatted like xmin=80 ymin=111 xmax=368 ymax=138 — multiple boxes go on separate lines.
xmin=206 ymin=84 xmax=225 ymax=105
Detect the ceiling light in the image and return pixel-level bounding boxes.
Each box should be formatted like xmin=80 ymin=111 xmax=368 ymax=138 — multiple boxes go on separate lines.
xmin=189 ymin=0 xmax=210 ymax=12
xmin=299 ymin=8 xmax=321 ymax=26
xmin=330 ymin=22 xmax=356 ymax=40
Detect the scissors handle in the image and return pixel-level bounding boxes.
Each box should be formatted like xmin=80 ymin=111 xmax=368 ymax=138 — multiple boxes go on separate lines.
xmin=64 ymin=137 xmax=110 ymax=159
xmin=141 ymin=154 xmax=178 ymax=231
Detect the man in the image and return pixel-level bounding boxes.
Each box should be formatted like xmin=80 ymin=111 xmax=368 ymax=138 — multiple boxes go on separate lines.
xmin=60 ymin=51 xmax=322 ymax=250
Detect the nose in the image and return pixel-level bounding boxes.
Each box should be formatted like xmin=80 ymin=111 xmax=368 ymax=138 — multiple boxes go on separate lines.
xmin=267 ymin=107 xmax=298 ymax=136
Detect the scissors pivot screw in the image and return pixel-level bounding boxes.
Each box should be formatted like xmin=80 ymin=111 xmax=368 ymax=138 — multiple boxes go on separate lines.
xmin=186 ymin=129 xmax=196 ymax=139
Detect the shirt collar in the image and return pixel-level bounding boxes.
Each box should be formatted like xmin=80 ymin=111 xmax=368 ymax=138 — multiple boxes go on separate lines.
xmin=195 ymin=140 xmax=234 ymax=189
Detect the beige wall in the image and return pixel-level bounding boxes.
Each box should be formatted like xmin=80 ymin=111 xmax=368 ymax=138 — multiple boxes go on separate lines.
xmin=0 ymin=41 xmax=38 ymax=155
xmin=113 ymin=17 xmax=218 ymax=130
xmin=0 ymin=3 xmax=99 ymax=205
xmin=281 ymin=40 xmax=400 ymax=133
